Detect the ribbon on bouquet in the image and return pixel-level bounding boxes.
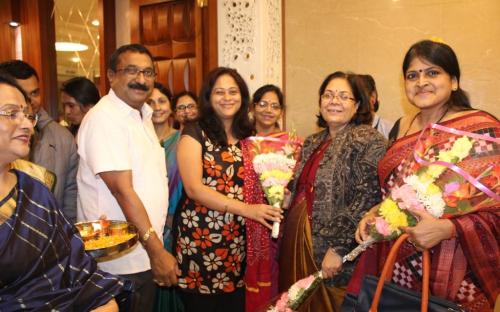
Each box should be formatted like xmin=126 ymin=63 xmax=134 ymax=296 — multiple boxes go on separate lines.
xmin=414 ymin=122 xmax=500 ymax=201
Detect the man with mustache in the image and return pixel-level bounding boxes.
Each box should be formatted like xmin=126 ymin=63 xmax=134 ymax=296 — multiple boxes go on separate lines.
xmin=77 ymin=44 xmax=179 ymax=312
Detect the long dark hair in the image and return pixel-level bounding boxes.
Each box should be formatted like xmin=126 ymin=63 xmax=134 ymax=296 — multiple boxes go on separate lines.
xmin=198 ymin=67 xmax=253 ymax=147
xmin=316 ymin=71 xmax=372 ymax=128
xmin=402 ymin=40 xmax=471 ymax=110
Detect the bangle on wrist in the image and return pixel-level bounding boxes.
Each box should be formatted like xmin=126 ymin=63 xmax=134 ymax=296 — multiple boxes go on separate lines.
xmin=141 ymin=227 xmax=156 ymax=245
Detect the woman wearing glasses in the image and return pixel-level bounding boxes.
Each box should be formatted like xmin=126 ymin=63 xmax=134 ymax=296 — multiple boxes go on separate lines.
xmin=175 ymin=67 xmax=282 ymax=311
xmin=242 ymin=84 xmax=303 ymax=311
xmin=279 ymin=72 xmax=386 ymax=311
xmin=0 ymin=73 xmax=132 ymax=311
xmin=251 ymin=84 xmax=284 ymax=136
xmin=155 ymin=90 xmax=199 ymax=312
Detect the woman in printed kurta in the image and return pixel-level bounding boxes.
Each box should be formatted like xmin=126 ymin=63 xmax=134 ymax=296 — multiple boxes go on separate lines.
xmin=175 ymin=67 xmax=282 ymax=312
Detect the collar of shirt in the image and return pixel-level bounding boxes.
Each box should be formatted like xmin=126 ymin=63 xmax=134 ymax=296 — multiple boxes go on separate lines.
xmin=108 ymin=89 xmax=153 ymax=122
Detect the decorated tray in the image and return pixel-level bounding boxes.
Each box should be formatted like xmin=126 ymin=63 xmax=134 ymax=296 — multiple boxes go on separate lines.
xmin=75 ymin=220 xmax=138 ymax=260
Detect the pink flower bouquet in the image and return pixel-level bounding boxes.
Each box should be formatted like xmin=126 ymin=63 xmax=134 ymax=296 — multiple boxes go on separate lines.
xmin=267 ymin=271 xmax=323 ymax=312
xmin=368 ymin=123 xmax=499 ymax=241
xmin=247 ymin=135 xmax=302 ymax=238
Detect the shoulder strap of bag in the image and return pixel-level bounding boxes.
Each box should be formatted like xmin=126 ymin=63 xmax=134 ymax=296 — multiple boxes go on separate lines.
xmin=369 ymin=234 xmax=430 ymax=312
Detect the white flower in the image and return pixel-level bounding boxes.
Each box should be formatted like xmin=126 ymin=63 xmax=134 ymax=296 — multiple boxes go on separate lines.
xmin=421 ymin=193 xmax=446 ymax=218
xmin=182 ymin=209 xmax=199 ymax=228
xmin=202 ymin=176 xmax=218 ymax=188
xmin=212 ymin=272 xmax=230 ymax=290
xmin=205 ymin=210 xmax=224 ymax=230
xmin=404 ymin=175 xmax=429 ymax=194
xmin=203 ymin=252 xmax=223 ymax=271
xmin=178 ymin=236 xmax=197 ymax=255
xmin=288 ymin=285 xmax=300 ymax=300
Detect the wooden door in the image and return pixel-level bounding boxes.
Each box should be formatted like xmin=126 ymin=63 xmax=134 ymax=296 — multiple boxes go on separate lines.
xmin=130 ymin=0 xmax=217 ymax=95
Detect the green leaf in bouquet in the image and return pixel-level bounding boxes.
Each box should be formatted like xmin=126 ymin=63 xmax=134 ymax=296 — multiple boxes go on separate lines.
xmin=444 ymin=205 xmax=456 ymax=214
xmin=405 ymin=211 xmax=418 ymax=227
xmin=457 ymin=200 xmax=473 ymax=212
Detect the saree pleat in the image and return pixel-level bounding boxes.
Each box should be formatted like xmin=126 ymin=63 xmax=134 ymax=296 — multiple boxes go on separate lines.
xmin=279 ymin=197 xmax=335 ymax=312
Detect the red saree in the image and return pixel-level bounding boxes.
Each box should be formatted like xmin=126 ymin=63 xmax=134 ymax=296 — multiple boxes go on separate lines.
xmin=242 ymin=132 xmax=302 ymax=312
xmin=347 ymin=111 xmax=500 ymax=311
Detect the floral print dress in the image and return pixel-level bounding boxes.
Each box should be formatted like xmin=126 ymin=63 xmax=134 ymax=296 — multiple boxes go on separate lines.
xmin=175 ymin=123 xmax=246 ymax=295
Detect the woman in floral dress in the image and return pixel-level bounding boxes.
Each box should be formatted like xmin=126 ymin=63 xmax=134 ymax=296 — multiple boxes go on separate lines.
xmin=175 ymin=67 xmax=283 ymax=312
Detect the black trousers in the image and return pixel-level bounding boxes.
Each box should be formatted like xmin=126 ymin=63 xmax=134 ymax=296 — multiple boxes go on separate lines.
xmin=121 ymin=270 xmax=156 ymax=312
xmin=179 ymin=287 xmax=245 ymax=312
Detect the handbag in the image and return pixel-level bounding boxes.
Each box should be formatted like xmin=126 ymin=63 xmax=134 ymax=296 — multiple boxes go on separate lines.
xmin=342 ymin=234 xmax=465 ymax=312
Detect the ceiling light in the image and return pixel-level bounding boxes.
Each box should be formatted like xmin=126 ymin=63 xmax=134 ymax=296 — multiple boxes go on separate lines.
xmin=91 ymin=19 xmax=100 ymax=26
xmin=9 ymin=21 xmax=20 ymax=27
xmin=70 ymin=57 xmax=81 ymax=63
xmin=55 ymin=42 xmax=89 ymax=52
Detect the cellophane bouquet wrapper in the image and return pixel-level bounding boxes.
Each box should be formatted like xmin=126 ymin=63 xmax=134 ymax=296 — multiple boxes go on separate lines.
xmin=248 ymin=135 xmax=302 ymax=238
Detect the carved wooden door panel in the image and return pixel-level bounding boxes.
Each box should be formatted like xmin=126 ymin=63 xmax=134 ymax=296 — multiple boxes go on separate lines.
xmin=131 ymin=0 xmax=214 ymax=95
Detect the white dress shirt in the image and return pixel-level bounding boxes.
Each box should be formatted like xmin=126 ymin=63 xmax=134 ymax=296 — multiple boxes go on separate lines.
xmin=77 ymin=89 xmax=168 ymax=275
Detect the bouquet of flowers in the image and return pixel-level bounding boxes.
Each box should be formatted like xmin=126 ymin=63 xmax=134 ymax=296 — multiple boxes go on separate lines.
xmin=248 ymin=134 xmax=302 ymax=238
xmin=267 ymin=271 xmax=323 ymax=312
xmin=367 ymin=123 xmax=500 ymax=241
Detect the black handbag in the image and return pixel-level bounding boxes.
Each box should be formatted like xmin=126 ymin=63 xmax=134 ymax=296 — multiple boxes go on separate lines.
xmin=342 ymin=234 xmax=465 ymax=312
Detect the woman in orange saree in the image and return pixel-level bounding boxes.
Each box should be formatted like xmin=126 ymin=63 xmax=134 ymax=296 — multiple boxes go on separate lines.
xmin=349 ymin=40 xmax=499 ymax=312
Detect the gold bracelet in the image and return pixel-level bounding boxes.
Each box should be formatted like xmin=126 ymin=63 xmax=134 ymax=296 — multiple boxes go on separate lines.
xmin=141 ymin=227 xmax=156 ymax=245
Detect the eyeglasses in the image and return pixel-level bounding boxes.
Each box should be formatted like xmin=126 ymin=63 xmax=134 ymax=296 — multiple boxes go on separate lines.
xmin=176 ymin=103 xmax=197 ymax=111
xmin=115 ymin=66 xmax=156 ymax=79
xmin=255 ymin=100 xmax=281 ymax=111
xmin=0 ymin=109 xmax=38 ymax=126
xmin=321 ymin=91 xmax=355 ymax=103
xmin=212 ymin=88 xmax=240 ymax=97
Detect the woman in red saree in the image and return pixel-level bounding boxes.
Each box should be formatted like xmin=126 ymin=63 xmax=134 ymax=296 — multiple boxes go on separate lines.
xmin=350 ymin=40 xmax=500 ymax=311
xmin=242 ymin=84 xmax=302 ymax=312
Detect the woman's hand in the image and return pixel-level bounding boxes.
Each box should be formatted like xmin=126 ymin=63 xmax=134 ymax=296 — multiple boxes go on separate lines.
xmin=90 ymin=299 xmax=118 ymax=312
xmin=401 ymin=209 xmax=455 ymax=250
xmin=321 ymin=248 xmax=343 ymax=279
xmin=245 ymin=204 xmax=283 ymax=230
xmin=355 ymin=204 xmax=379 ymax=244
